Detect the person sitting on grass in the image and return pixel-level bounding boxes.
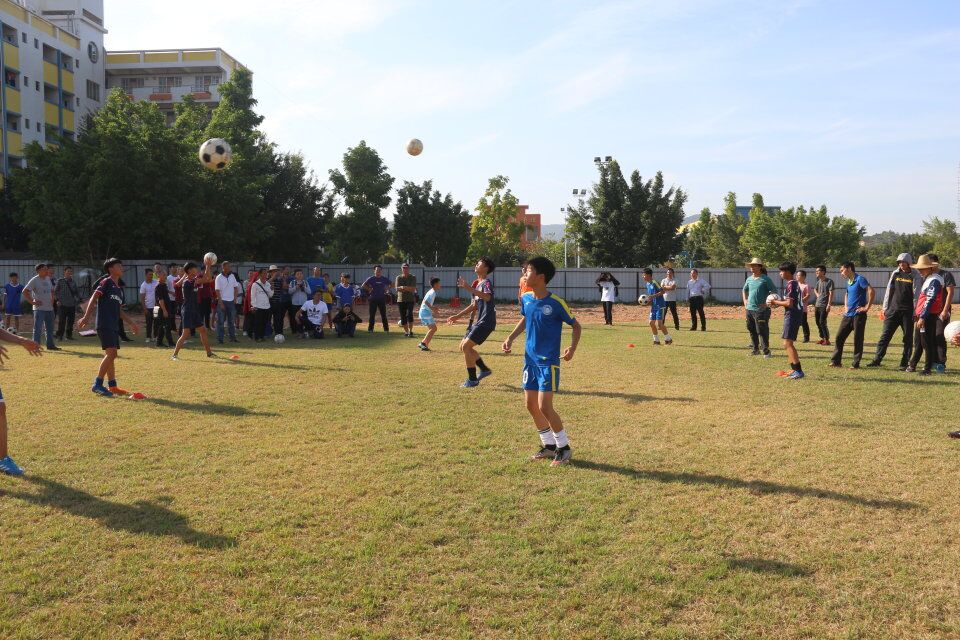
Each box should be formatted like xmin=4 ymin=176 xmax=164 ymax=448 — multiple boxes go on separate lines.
xmin=333 ymin=304 xmax=361 ymax=338
xmin=296 ymin=290 xmax=328 ymax=339
xmin=418 ymin=277 xmax=442 ymax=351
xmin=0 ymin=326 xmax=42 ymax=476
xmin=769 ymin=262 xmax=805 ymax=380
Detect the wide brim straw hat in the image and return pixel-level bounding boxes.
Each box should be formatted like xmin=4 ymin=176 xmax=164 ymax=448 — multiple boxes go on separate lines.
xmin=745 ymin=258 xmax=764 ymax=267
xmin=911 ymin=255 xmax=939 ymax=270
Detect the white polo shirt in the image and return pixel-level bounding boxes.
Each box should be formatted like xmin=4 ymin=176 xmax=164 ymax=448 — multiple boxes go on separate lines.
xmin=215 ymin=272 xmax=240 ymax=303
xmin=660 ymin=278 xmax=677 ymax=302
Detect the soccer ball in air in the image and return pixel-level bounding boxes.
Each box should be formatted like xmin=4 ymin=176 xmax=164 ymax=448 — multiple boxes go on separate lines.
xmin=638 ymin=294 xmax=649 ymax=305
xmin=203 ymin=252 xmax=217 ymax=266
xmin=274 ymin=334 xmax=285 ymax=344
xmin=199 ymin=138 xmax=232 ymax=171
xmin=406 ymin=138 xmax=423 ymax=156
xmin=766 ymin=293 xmax=781 ymax=305
xmin=944 ymin=321 xmax=960 ymax=345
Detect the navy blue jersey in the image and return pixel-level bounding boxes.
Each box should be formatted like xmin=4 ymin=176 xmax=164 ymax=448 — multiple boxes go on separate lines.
xmin=520 ymin=292 xmax=576 ymax=366
xmin=783 ymin=279 xmax=804 ymax=313
xmin=95 ymin=277 xmax=124 ymax=330
xmin=182 ymin=278 xmax=198 ymax=314
xmin=473 ymin=278 xmax=496 ymax=328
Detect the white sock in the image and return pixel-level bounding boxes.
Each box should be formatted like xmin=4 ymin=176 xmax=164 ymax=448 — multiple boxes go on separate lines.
xmin=664 ymin=332 xmax=672 ymax=340
xmin=652 ymin=336 xmax=660 ymax=343
xmin=553 ymin=429 xmax=569 ymax=448
xmin=538 ymin=428 xmax=554 ymax=446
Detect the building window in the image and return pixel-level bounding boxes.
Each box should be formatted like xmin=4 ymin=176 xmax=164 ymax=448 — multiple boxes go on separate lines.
xmin=120 ymin=77 xmax=144 ymax=90
xmin=25 ymin=119 xmax=30 ymax=129
xmin=194 ymin=74 xmax=222 ymax=90
xmin=76 ymin=96 xmax=80 ymax=108
xmin=158 ymin=76 xmax=182 ymax=90
xmin=34 ymin=38 xmax=38 ymax=49
xmin=21 ymin=32 xmax=26 ymax=44
xmin=35 ymin=81 xmax=39 ymax=91
xmin=86 ymin=79 xmax=100 ymax=101
xmin=4 ymin=70 xmax=16 ymax=88
xmin=36 ymin=122 xmax=40 ymax=132
xmin=23 ymin=75 xmax=27 ymax=86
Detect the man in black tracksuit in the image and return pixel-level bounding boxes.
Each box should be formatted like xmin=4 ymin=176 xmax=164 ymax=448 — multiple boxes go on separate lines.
xmin=867 ymin=253 xmax=918 ymax=370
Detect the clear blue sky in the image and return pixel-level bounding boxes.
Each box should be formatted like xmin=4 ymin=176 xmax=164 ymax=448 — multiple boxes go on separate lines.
xmin=104 ymin=0 xmax=960 ymax=233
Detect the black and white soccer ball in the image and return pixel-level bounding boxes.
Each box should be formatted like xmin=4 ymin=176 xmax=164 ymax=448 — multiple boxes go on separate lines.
xmin=199 ymin=138 xmax=232 ymax=171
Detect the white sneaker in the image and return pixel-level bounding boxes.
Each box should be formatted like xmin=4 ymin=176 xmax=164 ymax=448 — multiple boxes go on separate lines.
xmin=171 ymin=355 xmax=178 ymax=361
xmin=145 ymin=338 xmax=151 ymax=343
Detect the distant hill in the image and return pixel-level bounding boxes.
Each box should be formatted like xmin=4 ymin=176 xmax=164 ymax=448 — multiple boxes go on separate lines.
xmin=541 ymin=224 xmax=565 ymax=240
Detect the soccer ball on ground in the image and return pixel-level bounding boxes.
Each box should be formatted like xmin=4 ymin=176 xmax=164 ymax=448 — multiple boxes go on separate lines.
xmin=406 ymin=138 xmax=423 ymax=156
xmin=199 ymin=138 xmax=232 ymax=171
xmin=274 ymin=334 xmax=285 ymax=344
xmin=766 ymin=293 xmax=780 ymax=305
xmin=203 ymin=252 xmax=217 ymax=266
xmin=638 ymin=294 xmax=649 ymax=305
xmin=944 ymin=321 xmax=960 ymax=345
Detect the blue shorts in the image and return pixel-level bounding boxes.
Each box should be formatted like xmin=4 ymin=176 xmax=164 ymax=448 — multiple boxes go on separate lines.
xmin=523 ymin=363 xmax=561 ymax=392
xmin=419 ymin=313 xmax=435 ymax=327
xmin=465 ymin=324 xmax=494 ymax=345
xmin=649 ymin=307 xmax=665 ymax=321
xmin=782 ymin=311 xmax=803 ymax=341
xmin=97 ymin=328 xmax=120 ymax=350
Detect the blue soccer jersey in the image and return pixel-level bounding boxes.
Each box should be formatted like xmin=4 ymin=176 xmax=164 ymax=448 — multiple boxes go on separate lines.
xmin=520 ymin=291 xmax=576 ymax=367
xmin=646 ymin=281 xmax=665 ymax=311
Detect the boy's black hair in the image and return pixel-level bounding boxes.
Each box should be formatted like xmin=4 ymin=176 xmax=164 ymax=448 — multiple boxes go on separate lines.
xmin=183 ymin=261 xmax=198 ymax=273
xmin=928 ymin=253 xmax=940 ymax=263
xmin=168 ymin=262 xmax=177 ymax=271
xmin=816 ymin=264 xmax=826 ymax=271
xmin=691 ymin=268 xmax=699 ymax=273
xmin=643 ymin=267 xmax=653 ymax=276
xmin=797 ymin=269 xmax=806 ymax=277
xmin=478 ymin=256 xmax=495 ymax=273
xmin=527 ymin=256 xmax=556 ymax=283
xmin=9 ymin=272 xmax=17 ymax=278
xmin=145 ymin=267 xmax=154 ymax=274
xmin=34 ymin=263 xmax=44 ymax=272
xmin=430 ymin=277 xmax=441 ymax=286
xmin=666 ymin=267 xmax=675 ymax=273
xmin=778 ymin=262 xmax=797 ymax=275
xmin=841 ymin=261 xmax=856 ymax=270
xmin=103 ymin=258 xmax=122 ymax=271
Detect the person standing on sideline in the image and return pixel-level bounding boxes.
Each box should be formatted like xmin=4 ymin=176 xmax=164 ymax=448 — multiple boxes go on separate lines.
xmin=167 ymin=264 xmax=181 ymax=334
xmin=0 ymin=325 xmax=42 ymax=475
xmin=595 ymin=272 xmax=619 ymax=325
xmin=23 ymin=263 xmax=58 ymax=351
xmin=153 ymin=267 xmax=174 ymax=348
xmin=242 ymin=269 xmax=257 ymax=338
xmin=215 ymin=261 xmax=242 ymax=344
xmin=288 ymin=269 xmax=312 ymax=336
xmin=322 ymin=273 xmax=336 ymax=328
xmin=362 ymin=265 xmax=392 ymax=332
xmin=813 ymin=265 xmax=835 ymax=345
xmin=742 ymin=258 xmax=776 ymax=358
xmin=448 ymin=257 xmax=497 ymax=387
xmin=335 ymin=273 xmax=356 ymax=315
xmin=307 ymin=268 xmax=327 ymax=327
xmin=250 ymin=268 xmax=273 ymax=342
xmin=77 ymin=258 xmax=141 ymax=397
xmin=395 ymin=263 xmax=418 ymax=338
xmin=418 ymin=277 xmax=442 ymax=351
xmin=54 ymin=266 xmax=81 ymax=341
xmin=642 ymin=268 xmax=672 ymax=345
xmin=268 ymin=265 xmax=287 ymax=336
xmin=172 ymin=261 xmax=215 ymax=360
xmin=660 ymin=268 xmax=680 ymax=331
xmin=686 ymin=269 xmax=710 ymax=331
xmin=770 ymin=262 xmax=806 ymax=380
xmin=927 ymin=254 xmax=955 ymax=373
xmin=502 ymin=256 xmax=582 ymax=466
xmin=139 ymin=268 xmax=159 ymax=343
xmin=907 ymin=254 xmax=945 ymax=376
xmin=867 ymin=253 xmax=918 ymax=369
xmin=829 ymin=262 xmax=874 ymax=369
xmin=795 ymin=270 xmax=813 ymax=343
xmin=3 ymin=273 xmax=24 ymax=335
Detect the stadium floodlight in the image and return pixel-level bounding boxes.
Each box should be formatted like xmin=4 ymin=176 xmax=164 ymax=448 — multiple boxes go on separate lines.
xmin=604 ymin=156 xmax=612 ymax=162
xmin=593 ymin=156 xmax=601 ymax=163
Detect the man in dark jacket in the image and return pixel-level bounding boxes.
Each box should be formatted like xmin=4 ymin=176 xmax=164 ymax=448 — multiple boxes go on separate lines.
xmin=867 ymin=253 xmax=918 ymax=370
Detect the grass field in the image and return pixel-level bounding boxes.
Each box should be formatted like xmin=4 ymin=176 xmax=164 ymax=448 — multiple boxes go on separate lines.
xmin=2 ymin=311 xmax=959 ymax=639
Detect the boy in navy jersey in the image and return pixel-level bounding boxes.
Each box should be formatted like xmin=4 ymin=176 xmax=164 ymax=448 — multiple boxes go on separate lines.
xmin=769 ymin=262 xmax=805 ymax=380
xmin=448 ymin=257 xmax=497 ymax=387
xmin=503 ymin=257 xmax=582 ymax=466
xmin=78 ymin=258 xmax=141 ymax=397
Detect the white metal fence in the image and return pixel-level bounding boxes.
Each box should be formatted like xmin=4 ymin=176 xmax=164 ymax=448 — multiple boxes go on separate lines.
xmin=0 ymin=260 xmax=953 ymax=307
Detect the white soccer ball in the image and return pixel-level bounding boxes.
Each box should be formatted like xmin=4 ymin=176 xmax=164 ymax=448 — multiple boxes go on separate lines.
xmin=766 ymin=293 xmax=780 ymax=305
xmin=203 ymin=252 xmax=217 ymax=266
xmin=638 ymin=294 xmax=649 ymax=305
xmin=274 ymin=334 xmax=285 ymax=344
xmin=406 ymin=138 xmax=423 ymax=156
xmin=945 ymin=321 xmax=960 ymax=345
xmin=199 ymin=138 xmax=233 ymax=171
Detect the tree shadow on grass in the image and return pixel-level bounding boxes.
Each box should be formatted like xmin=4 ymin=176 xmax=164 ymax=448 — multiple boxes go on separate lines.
xmin=1 ymin=477 xmax=236 ymax=549
xmin=144 ymin=397 xmax=278 ymax=417
xmin=724 ymin=556 xmax=811 ymax=577
xmin=570 ymin=459 xmax=921 ymax=511
xmin=493 ymin=384 xmax=693 ymax=404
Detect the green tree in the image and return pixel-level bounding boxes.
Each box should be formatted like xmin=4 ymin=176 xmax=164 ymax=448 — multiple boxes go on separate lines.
xmin=683 ymin=207 xmax=714 ymax=267
xmin=466 ymin=175 xmax=526 ymax=265
xmin=328 ymin=141 xmax=394 ymax=262
xmin=393 ymin=180 xmax=471 ymax=266
xmin=922 ymin=217 xmax=960 ymax=266
xmin=524 ymin=238 xmax=567 ymax=265
xmin=0 ymin=183 xmax=28 ymax=252
xmin=740 ymin=201 xmax=864 ymax=267
xmin=707 ymin=192 xmax=747 ymax=267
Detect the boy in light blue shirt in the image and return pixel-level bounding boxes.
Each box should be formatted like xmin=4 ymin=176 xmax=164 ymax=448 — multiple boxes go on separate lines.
xmin=418 ymin=278 xmax=442 ymax=352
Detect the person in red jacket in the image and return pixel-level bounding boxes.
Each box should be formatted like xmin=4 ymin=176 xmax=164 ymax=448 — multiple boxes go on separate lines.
xmin=908 ymin=254 xmax=945 ymax=376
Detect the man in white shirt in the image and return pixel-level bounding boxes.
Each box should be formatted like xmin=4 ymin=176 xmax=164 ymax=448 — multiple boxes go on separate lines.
xmin=249 ymin=268 xmax=273 ymax=342
xmin=686 ymin=268 xmax=711 ymax=331
xmin=215 ymin=261 xmax=242 ymax=344
xmin=660 ymin=268 xmax=680 ymax=331
xmin=296 ymin=290 xmax=328 ymax=339
xmin=139 ymin=268 xmax=159 ymax=343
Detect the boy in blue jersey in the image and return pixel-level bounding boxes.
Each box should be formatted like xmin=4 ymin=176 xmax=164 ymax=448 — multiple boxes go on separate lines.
xmin=448 ymin=257 xmax=496 ymax=387
xmin=0 ymin=326 xmax=42 ymax=475
xmin=418 ymin=277 xmax=442 ymax=351
xmin=642 ymin=268 xmax=672 ymax=345
xmin=503 ymin=257 xmax=582 ymax=466
xmin=78 ymin=258 xmax=141 ymax=397
xmin=769 ymin=262 xmax=805 ymax=380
